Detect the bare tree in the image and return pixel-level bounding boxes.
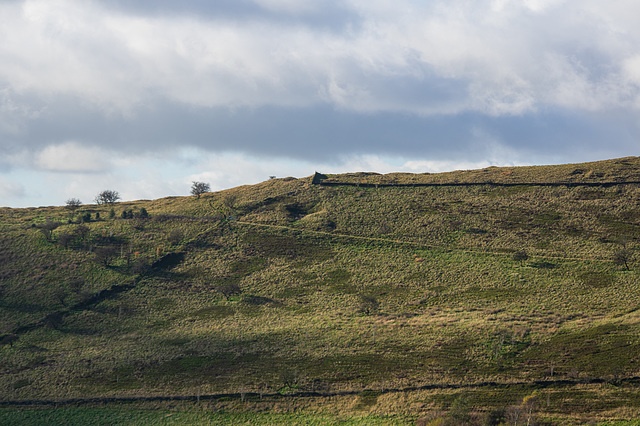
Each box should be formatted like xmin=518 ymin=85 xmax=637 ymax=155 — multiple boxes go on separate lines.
xmin=38 ymin=221 xmax=60 ymax=242
xmin=94 ymin=246 xmax=118 ymax=267
xmin=613 ymin=248 xmax=632 ymax=271
xmin=190 ymin=181 xmax=210 ymax=199
xmin=65 ymin=198 xmax=82 ymax=213
xmin=95 ymin=190 xmax=120 ymax=205
xmin=216 ymin=282 xmax=242 ymax=300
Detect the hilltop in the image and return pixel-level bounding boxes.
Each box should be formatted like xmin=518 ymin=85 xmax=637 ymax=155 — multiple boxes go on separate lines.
xmin=1 ymin=157 xmax=640 ymax=424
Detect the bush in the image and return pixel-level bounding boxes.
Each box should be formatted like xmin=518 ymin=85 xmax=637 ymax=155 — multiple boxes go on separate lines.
xmin=358 ymin=294 xmax=380 ymax=315
xmin=74 ymin=224 xmax=90 ymax=243
xmin=57 ymin=231 xmax=72 ymax=248
xmin=513 ymin=250 xmax=529 ymax=265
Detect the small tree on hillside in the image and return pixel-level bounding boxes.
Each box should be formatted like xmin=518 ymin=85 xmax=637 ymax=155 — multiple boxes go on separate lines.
xmin=58 ymin=230 xmax=72 ymax=249
xmin=216 ymin=282 xmax=242 ymax=300
xmin=613 ymin=248 xmax=632 ymax=271
xmin=38 ymin=221 xmax=60 ymax=242
xmin=137 ymin=207 xmax=149 ymax=219
xmin=358 ymin=294 xmax=380 ymax=315
xmin=95 ymin=190 xmax=120 ymax=205
xmin=94 ymin=246 xmax=118 ymax=267
xmin=191 ymin=181 xmax=210 ymax=199
xmin=74 ymin=224 xmax=90 ymax=245
xmin=65 ymin=198 xmax=82 ymax=215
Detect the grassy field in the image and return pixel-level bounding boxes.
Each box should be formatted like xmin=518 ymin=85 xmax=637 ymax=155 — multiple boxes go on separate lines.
xmin=1 ymin=157 xmax=640 ymax=424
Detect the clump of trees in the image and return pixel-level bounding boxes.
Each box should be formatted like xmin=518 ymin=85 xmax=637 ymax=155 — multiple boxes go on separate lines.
xmin=191 ymin=181 xmax=210 ymax=199
xmin=121 ymin=208 xmax=149 ymax=219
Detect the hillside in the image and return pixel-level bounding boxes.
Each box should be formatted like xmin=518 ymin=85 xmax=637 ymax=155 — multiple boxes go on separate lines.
xmin=1 ymin=157 xmax=640 ymax=424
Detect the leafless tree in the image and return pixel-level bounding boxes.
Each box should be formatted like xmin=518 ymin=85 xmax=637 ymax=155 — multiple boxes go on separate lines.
xmin=65 ymin=198 xmax=82 ymax=213
xmin=38 ymin=221 xmax=60 ymax=242
xmin=95 ymin=190 xmax=120 ymax=205
xmin=94 ymin=246 xmax=118 ymax=267
xmin=190 ymin=181 xmax=210 ymax=199
xmin=216 ymin=282 xmax=241 ymax=300
xmin=613 ymin=248 xmax=632 ymax=270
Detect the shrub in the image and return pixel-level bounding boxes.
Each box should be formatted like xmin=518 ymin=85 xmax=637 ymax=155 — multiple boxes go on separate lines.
xmin=74 ymin=224 xmax=90 ymax=243
xmin=513 ymin=250 xmax=529 ymax=265
xmin=358 ymin=294 xmax=380 ymax=315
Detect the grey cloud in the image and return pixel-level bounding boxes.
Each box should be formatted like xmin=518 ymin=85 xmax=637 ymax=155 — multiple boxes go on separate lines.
xmin=101 ymin=0 xmax=360 ymax=31
xmin=3 ymin=94 xmax=637 ymax=165
xmin=1 ymin=0 xmax=639 ymax=175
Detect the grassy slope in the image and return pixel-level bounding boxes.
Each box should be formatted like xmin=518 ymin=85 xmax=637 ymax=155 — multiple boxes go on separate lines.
xmin=1 ymin=157 xmax=640 ymax=424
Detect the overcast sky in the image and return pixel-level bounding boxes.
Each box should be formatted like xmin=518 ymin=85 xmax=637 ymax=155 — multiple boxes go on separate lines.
xmin=1 ymin=0 xmax=639 ymax=207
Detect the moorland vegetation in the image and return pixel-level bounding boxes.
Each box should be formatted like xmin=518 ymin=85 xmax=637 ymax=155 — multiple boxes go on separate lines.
xmin=1 ymin=157 xmax=640 ymax=424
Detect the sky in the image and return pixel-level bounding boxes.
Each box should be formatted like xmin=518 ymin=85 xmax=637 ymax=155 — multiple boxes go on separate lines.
xmin=1 ymin=0 xmax=639 ymax=207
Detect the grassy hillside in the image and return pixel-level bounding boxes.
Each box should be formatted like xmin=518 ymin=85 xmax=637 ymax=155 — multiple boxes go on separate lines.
xmin=1 ymin=157 xmax=640 ymax=424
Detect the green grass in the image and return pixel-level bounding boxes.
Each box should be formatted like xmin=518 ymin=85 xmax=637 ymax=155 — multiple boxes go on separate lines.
xmin=1 ymin=157 xmax=640 ymax=423
xmin=0 ymin=407 xmax=410 ymax=425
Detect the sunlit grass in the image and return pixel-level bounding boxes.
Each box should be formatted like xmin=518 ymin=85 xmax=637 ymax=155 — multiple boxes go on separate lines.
xmin=1 ymin=157 xmax=640 ymax=423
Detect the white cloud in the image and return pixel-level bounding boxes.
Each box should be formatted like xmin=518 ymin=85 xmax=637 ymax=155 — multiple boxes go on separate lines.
xmin=1 ymin=0 xmax=639 ymax=118
xmin=34 ymin=142 xmax=111 ymax=172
